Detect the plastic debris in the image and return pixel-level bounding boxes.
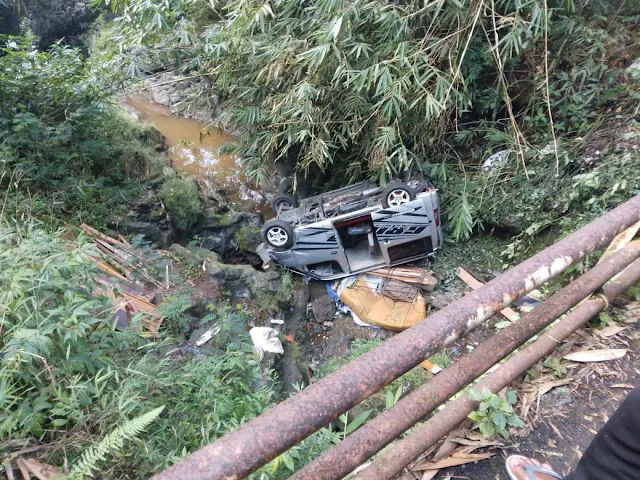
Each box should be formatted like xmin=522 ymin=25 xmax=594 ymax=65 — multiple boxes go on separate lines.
xmin=481 ymin=150 xmax=511 ymax=172
xmin=195 ymin=326 xmax=221 ymax=346
xmin=249 ymin=327 xmax=284 ymax=361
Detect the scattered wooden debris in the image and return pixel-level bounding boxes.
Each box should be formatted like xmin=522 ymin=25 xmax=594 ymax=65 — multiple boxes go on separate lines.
xmin=611 ymin=384 xmax=634 ymax=389
xmin=381 ymin=279 xmax=419 ymax=302
xmin=6 ymin=457 xmax=60 ymax=480
xmin=80 ymin=224 xmax=164 ymax=335
xmin=563 ymin=349 xmax=627 ymax=363
xmin=81 ymin=223 xmax=161 ymax=287
xmin=457 ymin=267 xmax=519 ymax=321
xmin=368 ymin=267 xmax=437 ymax=292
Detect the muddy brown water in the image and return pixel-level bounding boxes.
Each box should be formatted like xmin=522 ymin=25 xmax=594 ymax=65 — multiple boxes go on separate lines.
xmin=124 ymin=95 xmax=268 ymax=214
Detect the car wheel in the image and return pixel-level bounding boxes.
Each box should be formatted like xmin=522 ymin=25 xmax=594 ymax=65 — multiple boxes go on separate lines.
xmin=410 ymin=179 xmax=435 ymax=194
xmin=382 ymin=182 xmax=415 ymax=208
xmin=262 ymin=219 xmax=295 ymax=250
xmin=271 ymin=193 xmax=298 ymax=215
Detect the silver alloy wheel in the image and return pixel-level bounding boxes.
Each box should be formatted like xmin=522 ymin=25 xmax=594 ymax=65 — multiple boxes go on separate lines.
xmin=387 ymin=189 xmax=411 ymax=206
xmin=266 ymin=226 xmax=289 ymax=247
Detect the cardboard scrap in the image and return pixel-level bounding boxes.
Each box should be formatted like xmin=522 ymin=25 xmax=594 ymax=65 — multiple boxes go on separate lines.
xmin=339 ymin=276 xmax=426 ymax=331
xmin=420 ymin=359 xmax=443 ymax=374
xmin=563 ymin=349 xmax=627 ymax=363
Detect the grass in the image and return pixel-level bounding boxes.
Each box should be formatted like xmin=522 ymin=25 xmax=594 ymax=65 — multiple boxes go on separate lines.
xmin=319 ymin=339 xmax=431 ymax=413
xmin=429 ymin=351 xmax=453 ymax=369
xmin=429 ymin=234 xmax=512 ymax=282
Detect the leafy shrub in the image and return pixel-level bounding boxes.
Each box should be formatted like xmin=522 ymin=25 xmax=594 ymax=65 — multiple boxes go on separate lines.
xmin=0 ymin=36 xmax=163 ymax=226
xmin=468 ymin=388 xmax=525 ymax=438
xmin=160 ymin=177 xmax=203 ymax=232
xmin=0 ymin=219 xmax=297 ymax=478
xmin=320 ymin=339 xmax=430 ymax=412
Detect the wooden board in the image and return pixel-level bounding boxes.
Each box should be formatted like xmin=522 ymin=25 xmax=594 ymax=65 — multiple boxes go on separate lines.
xmin=457 ymin=267 xmax=519 ymax=321
xmin=368 ymin=267 xmax=437 ymax=291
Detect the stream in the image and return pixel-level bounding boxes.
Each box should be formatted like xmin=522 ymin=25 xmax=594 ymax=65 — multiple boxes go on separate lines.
xmin=123 ymin=95 xmax=268 ymax=214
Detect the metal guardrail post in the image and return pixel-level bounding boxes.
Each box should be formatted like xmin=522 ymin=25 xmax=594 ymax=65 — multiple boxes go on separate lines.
xmin=357 ymin=258 xmax=640 ymax=479
xmin=293 ymin=241 xmax=640 ymax=479
xmin=153 ymin=195 xmax=640 ymax=480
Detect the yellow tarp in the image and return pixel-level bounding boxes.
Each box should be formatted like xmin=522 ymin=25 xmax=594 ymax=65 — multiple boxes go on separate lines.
xmin=338 ymin=276 xmax=426 ymax=331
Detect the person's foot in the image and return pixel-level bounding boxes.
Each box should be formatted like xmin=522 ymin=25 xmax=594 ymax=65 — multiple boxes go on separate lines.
xmin=506 ymin=455 xmax=563 ymax=480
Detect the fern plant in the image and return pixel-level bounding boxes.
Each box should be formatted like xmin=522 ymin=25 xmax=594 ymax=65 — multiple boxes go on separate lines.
xmin=70 ymin=406 xmax=165 ymax=478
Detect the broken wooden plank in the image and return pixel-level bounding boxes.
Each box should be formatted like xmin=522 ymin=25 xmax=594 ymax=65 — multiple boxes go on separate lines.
xmin=368 ymin=267 xmax=437 ymax=291
xmin=457 ymin=267 xmax=519 ymax=321
xmin=81 ymin=223 xmax=125 ymax=248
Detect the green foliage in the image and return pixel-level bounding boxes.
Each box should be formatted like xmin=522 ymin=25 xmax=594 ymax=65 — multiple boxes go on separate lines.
xmin=104 ymin=0 xmax=589 ymax=183
xmin=2 ymin=0 xmax=100 ymax=48
xmin=0 ymin=221 xmax=112 ymax=439
xmin=467 ymin=388 xmax=525 ymax=438
xmin=320 ymin=339 xmax=429 ymax=412
xmin=160 ymin=177 xmax=203 ymax=232
xmin=429 ymin=351 xmax=453 ymax=369
xmin=0 ymin=220 xmax=309 ymax=478
xmin=70 ymin=406 xmax=164 ymax=478
xmin=101 ymin=0 xmax=640 ymax=252
xmin=157 ymin=293 xmax=193 ymax=336
xmin=234 ymin=222 xmax=262 ymax=252
xmin=0 ymin=37 xmax=163 ymax=227
xmin=543 ymin=357 xmax=567 ymax=379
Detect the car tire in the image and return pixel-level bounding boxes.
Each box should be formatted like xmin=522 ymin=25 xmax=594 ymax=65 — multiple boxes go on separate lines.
xmin=271 ymin=193 xmax=298 ymax=215
xmin=262 ymin=219 xmax=295 ymax=250
xmin=382 ymin=182 xmax=415 ymax=208
xmin=410 ymin=179 xmax=435 ymax=194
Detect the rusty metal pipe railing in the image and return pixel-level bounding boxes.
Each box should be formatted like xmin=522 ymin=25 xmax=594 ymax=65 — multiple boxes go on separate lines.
xmin=293 ymin=241 xmax=640 ymax=480
xmin=356 ymin=259 xmax=640 ymax=480
xmin=153 ymin=195 xmax=640 ymax=480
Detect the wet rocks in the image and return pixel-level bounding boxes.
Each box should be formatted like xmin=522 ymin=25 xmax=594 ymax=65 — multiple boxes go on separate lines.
xmin=194 ymin=209 xmax=262 ymax=260
xmin=144 ymin=73 xmax=220 ymax=122
xmin=160 ymin=177 xmax=204 ymax=234
xmin=121 ymin=220 xmax=174 ymax=248
xmin=170 ymin=243 xmax=222 ymax=265
xmin=205 ymin=260 xmax=280 ymax=298
xmin=311 ymin=295 xmax=336 ymax=324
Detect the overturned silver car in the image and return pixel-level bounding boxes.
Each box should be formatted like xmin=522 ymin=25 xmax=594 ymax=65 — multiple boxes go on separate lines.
xmin=258 ymin=179 xmax=443 ymax=280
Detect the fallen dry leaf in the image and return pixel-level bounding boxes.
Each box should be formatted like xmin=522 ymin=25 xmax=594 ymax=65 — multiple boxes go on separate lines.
xmin=449 ymin=436 xmax=503 ymax=449
xmin=611 ymin=383 xmax=635 ymax=389
xmin=412 ymin=452 xmax=494 ymax=471
xmin=595 ymin=325 xmax=627 ymax=338
xmin=563 ymin=349 xmax=627 ymax=363
xmin=421 ymin=471 xmax=439 ymax=480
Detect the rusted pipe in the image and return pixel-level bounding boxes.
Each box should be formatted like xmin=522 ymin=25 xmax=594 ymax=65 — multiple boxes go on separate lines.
xmin=153 ymin=195 xmax=640 ymax=480
xmin=293 ymin=241 xmax=640 ymax=480
xmin=356 ymin=259 xmax=640 ymax=480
